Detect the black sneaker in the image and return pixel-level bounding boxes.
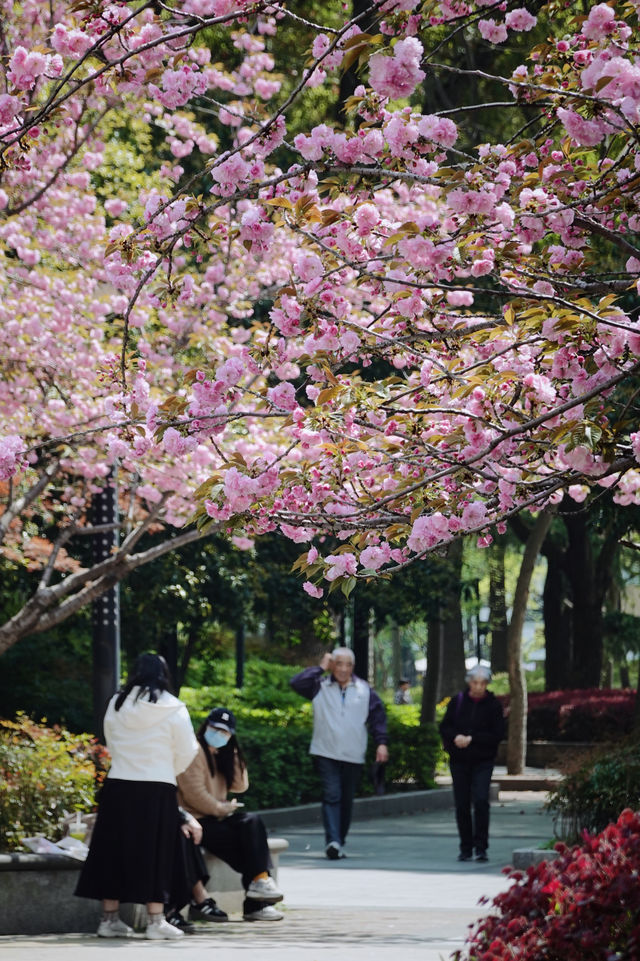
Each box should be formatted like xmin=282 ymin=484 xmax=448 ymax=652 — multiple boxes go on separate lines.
xmin=325 ymin=842 xmax=345 ymax=860
xmin=188 ymin=898 xmax=229 ymax=923
xmin=475 ymin=851 xmax=489 ymax=862
xmin=457 ymin=852 xmax=472 ymax=862
xmin=166 ymin=911 xmax=195 ymax=933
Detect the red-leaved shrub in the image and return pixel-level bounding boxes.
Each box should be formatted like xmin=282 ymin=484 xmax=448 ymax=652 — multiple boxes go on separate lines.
xmin=498 ymin=689 xmax=636 ymax=742
xmin=453 ymin=808 xmax=640 ymax=960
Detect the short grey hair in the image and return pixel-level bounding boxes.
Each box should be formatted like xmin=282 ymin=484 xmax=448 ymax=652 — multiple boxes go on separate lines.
xmin=466 ymin=664 xmax=491 ymax=682
xmin=332 ymin=646 xmax=355 ymax=664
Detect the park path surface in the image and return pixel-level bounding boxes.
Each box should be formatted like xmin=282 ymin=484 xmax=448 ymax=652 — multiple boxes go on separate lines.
xmin=0 ymin=790 xmax=555 ymax=961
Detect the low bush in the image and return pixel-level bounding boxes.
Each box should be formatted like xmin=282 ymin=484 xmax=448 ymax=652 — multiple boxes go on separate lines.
xmin=453 ymin=808 xmax=640 ymax=961
xmin=0 ymin=661 xmax=440 ymax=846
xmin=0 ymin=714 xmax=108 ymax=852
xmin=182 ymin=668 xmax=440 ymax=810
xmin=545 ymin=738 xmax=640 ymax=842
xmin=498 ymin=688 xmax=636 ymax=742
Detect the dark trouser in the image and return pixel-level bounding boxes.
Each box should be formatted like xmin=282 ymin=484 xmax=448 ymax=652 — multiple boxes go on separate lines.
xmin=199 ymin=811 xmax=272 ymax=891
xmin=450 ymin=759 xmax=494 ymax=856
xmin=314 ymin=755 xmax=363 ymax=847
xmin=169 ymin=832 xmax=209 ymax=912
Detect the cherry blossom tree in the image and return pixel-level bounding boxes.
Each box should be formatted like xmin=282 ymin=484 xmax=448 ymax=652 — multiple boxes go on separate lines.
xmin=1 ymin=0 xmax=640 ymax=654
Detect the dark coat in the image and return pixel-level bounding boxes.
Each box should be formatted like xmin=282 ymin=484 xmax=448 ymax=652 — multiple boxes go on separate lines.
xmin=439 ymin=689 xmax=505 ymax=764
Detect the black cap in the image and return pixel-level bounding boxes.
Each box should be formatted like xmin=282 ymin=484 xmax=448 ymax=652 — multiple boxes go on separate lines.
xmin=206 ymin=707 xmax=236 ymax=734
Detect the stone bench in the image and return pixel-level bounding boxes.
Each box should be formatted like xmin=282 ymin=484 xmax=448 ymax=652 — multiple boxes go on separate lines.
xmin=0 ymin=837 xmax=289 ymax=935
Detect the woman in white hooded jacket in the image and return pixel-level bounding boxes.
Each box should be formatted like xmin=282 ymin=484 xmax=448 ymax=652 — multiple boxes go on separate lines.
xmin=75 ymin=653 xmax=198 ymax=940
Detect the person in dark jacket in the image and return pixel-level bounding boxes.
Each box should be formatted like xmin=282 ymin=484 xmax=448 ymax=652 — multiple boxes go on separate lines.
xmin=439 ymin=664 xmax=505 ymax=862
xmin=291 ymin=648 xmax=389 ymax=860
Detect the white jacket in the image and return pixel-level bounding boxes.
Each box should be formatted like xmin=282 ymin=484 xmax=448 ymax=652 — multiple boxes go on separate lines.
xmin=309 ymin=676 xmax=371 ymax=764
xmin=104 ymin=687 xmax=198 ymax=785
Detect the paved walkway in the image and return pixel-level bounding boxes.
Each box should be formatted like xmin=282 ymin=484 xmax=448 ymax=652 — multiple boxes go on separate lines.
xmin=1 ymin=790 xmax=556 ymax=961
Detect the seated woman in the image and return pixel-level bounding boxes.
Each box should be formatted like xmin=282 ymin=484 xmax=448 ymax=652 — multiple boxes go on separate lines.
xmin=177 ymin=707 xmax=285 ymax=922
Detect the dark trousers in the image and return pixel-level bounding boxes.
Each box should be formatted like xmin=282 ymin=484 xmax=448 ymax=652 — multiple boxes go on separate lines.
xmin=314 ymin=755 xmax=363 ymax=847
xmin=170 ymin=833 xmax=209 ymax=911
xmin=450 ymin=759 xmax=494 ymax=856
xmin=199 ymin=811 xmax=272 ymax=891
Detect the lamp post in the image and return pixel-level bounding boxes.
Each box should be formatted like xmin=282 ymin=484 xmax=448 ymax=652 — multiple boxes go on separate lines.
xmin=91 ymin=471 xmax=120 ymax=740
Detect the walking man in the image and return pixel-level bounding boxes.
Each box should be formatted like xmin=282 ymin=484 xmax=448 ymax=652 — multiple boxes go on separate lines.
xmin=291 ymin=648 xmax=389 ymax=860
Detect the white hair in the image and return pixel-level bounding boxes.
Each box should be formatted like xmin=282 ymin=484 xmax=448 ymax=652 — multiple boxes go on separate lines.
xmin=332 ymin=646 xmax=355 ymax=664
xmin=466 ymin=664 xmax=491 ymax=682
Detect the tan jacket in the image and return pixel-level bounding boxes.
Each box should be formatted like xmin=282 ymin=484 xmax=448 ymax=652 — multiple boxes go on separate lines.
xmin=177 ymin=744 xmax=249 ymax=819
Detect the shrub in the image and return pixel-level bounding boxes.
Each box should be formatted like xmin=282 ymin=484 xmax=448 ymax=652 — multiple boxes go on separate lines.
xmin=0 ymin=714 xmax=107 ymax=852
xmin=182 ymin=673 xmax=440 ymax=810
xmin=498 ymin=689 xmax=636 ymax=742
xmin=453 ymin=808 xmax=640 ymax=961
xmin=545 ymin=738 xmax=640 ymax=842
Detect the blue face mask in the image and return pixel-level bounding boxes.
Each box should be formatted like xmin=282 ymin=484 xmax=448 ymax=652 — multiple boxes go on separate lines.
xmin=204 ymin=727 xmax=230 ymax=749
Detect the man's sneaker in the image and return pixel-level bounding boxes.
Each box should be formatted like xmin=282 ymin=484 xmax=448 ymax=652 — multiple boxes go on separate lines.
xmin=325 ymin=842 xmax=345 ymax=860
xmin=97 ymin=917 xmax=133 ymax=938
xmin=246 ymin=876 xmax=284 ymax=902
xmin=166 ymin=910 xmax=196 ymax=933
xmin=475 ymin=851 xmax=489 ymax=862
xmin=188 ymin=897 xmax=229 ymax=922
xmin=243 ymin=905 xmax=284 ymax=921
xmin=457 ymin=852 xmax=472 ymax=862
xmin=145 ymin=916 xmax=185 ymax=940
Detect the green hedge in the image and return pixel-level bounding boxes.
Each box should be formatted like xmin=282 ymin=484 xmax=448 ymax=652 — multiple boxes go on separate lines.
xmin=0 ymin=660 xmax=441 ymax=849
xmin=182 ymin=670 xmax=440 ymax=810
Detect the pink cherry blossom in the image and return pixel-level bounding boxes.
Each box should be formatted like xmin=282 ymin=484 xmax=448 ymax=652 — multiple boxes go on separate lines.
xmin=303 ymin=581 xmax=324 ymax=598
xmin=505 ymin=9 xmax=537 ymax=32
xmin=369 ymin=38 xmax=425 ymax=100
xmin=478 ymin=20 xmax=508 ymax=44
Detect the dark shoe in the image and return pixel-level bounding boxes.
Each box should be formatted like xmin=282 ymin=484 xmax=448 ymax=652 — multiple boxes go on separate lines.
xmin=475 ymin=851 xmax=489 ymax=862
xmin=166 ymin=910 xmax=195 ymax=934
xmin=457 ymin=852 xmax=472 ymax=862
xmin=188 ymin=898 xmax=229 ymax=923
xmin=325 ymin=842 xmax=346 ymax=860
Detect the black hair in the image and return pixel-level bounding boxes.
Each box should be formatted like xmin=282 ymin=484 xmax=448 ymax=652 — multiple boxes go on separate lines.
xmin=115 ymin=652 xmax=173 ymax=711
xmin=196 ymin=716 xmax=246 ymax=789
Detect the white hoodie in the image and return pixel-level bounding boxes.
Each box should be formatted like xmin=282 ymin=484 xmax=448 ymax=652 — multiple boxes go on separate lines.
xmin=104 ymin=687 xmax=198 ymax=785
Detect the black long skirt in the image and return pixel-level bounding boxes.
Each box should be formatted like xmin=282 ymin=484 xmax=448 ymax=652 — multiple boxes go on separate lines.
xmin=74 ymin=779 xmax=190 ymax=906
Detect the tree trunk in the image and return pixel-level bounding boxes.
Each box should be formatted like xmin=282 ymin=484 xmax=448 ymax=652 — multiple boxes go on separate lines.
xmin=439 ymin=539 xmax=466 ymax=695
xmin=391 ymin=619 xmax=402 ymax=690
xmin=543 ymin=549 xmax=573 ymax=690
xmin=489 ymin=539 xmax=508 ymax=674
xmin=634 ymin=662 xmax=640 ymax=735
xmin=353 ymin=595 xmax=372 ymax=682
xmin=563 ymin=509 xmax=604 ymax=688
xmin=507 ymin=511 xmax=553 ymax=775
xmin=421 ymin=619 xmax=442 ymax=724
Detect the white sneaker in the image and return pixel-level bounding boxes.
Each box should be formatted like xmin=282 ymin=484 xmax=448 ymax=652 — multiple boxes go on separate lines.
xmin=243 ymin=905 xmax=284 ymax=921
xmin=145 ymin=917 xmax=185 ymax=940
xmin=246 ymin=876 xmax=284 ymax=902
xmin=97 ymin=917 xmax=133 ymax=938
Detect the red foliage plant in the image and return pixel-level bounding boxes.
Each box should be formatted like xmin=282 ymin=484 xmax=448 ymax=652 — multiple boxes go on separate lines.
xmin=453 ymin=809 xmax=640 ymax=960
xmin=497 ymin=689 xmax=636 ymax=742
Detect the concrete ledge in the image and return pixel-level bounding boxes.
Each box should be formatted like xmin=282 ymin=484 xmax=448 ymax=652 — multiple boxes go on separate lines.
xmin=0 ymin=839 xmax=291 ymax=935
xmin=259 ymin=787 xmax=453 ymax=831
xmin=494 ymin=774 xmax=563 ymax=792
xmin=512 ymin=847 xmax=561 ymax=869
xmin=0 ymin=854 xmax=100 ymax=935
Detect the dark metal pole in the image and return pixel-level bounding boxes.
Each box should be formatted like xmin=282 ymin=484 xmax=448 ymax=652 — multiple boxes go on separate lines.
xmin=91 ymin=471 xmax=121 ymax=740
xmin=235 ymin=621 xmax=245 ymax=689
